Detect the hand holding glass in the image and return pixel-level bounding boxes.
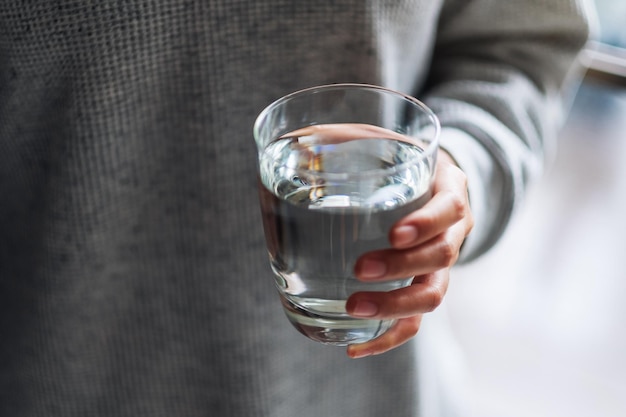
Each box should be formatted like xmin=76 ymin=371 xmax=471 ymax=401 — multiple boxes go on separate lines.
xmin=253 ymin=84 xmax=440 ymax=345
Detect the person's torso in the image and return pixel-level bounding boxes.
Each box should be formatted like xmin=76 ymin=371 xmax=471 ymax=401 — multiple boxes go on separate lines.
xmin=0 ymin=1 xmax=441 ymax=415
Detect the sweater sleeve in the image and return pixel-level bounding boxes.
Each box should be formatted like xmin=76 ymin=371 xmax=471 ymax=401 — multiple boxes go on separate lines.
xmin=423 ymin=0 xmax=591 ymax=263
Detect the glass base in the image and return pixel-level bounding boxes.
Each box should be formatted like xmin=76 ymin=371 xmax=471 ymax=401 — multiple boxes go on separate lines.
xmin=279 ymin=294 xmax=396 ymax=346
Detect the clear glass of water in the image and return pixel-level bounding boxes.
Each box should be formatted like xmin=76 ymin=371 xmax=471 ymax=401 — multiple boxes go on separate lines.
xmin=253 ymin=84 xmax=440 ymax=346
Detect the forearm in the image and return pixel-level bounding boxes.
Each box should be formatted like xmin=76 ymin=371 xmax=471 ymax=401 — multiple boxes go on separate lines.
xmin=423 ymin=0 xmax=591 ymax=262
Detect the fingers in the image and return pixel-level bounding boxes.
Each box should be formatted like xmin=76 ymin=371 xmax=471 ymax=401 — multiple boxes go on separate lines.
xmin=353 ymin=151 xmax=473 ymax=282
xmin=347 ymin=316 xmax=422 ymax=359
xmin=354 ymin=220 xmax=467 ymax=280
xmin=390 ymin=154 xmax=472 ymax=250
xmin=346 ymin=270 xmax=449 ymax=358
xmin=345 ymin=151 xmax=472 ymax=358
xmin=346 ymin=270 xmax=449 ymax=320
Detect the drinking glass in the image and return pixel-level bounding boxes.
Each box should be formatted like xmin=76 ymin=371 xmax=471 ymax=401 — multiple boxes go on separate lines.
xmin=253 ymin=84 xmax=440 ymax=345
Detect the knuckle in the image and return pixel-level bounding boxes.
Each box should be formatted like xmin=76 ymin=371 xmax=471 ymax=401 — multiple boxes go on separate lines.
xmin=437 ymin=238 xmax=458 ymax=267
xmin=448 ymin=192 xmax=466 ymax=221
xmin=466 ymin=211 xmax=475 ymax=234
xmin=404 ymin=318 xmax=421 ymax=337
xmin=424 ymin=285 xmax=445 ymax=312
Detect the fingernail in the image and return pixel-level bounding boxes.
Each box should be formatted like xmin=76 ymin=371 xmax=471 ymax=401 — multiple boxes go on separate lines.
xmin=393 ymin=225 xmax=418 ymax=247
xmin=348 ymin=347 xmax=373 ymax=359
xmin=351 ymin=300 xmax=378 ymax=317
xmin=358 ymin=258 xmax=387 ymax=280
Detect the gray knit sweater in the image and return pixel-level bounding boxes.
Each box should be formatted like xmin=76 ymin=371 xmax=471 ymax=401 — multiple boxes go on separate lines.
xmin=0 ymin=1 xmax=588 ymax=416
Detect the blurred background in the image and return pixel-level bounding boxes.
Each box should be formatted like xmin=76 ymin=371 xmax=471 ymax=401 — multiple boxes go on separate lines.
xmin=436 ymin=1 xmax=626 ymax=416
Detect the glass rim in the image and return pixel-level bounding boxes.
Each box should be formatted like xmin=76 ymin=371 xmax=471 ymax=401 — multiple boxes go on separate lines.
xmin=253 ymin=83 xmax=441 ymax=181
